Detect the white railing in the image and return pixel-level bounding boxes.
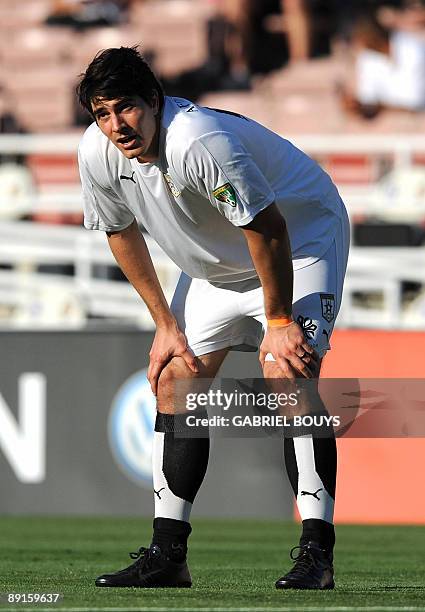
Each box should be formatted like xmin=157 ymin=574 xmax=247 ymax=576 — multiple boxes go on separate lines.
xmin=0 ymin=221 xmax=180 ymax=328
xmin=0 ymin=134 xmax=81 ymax=154
xmin=1 ymin=132 xmax=425 ymax=217
xmin=1 ymin=133 xmax=425 ymax=329
xmin=1 ymin=220 xmax=425 ymax=329
xmin=339 ymin=248 xmax=425 ymax=329
xmin=3 ymin=132 xmax=424 ymax=155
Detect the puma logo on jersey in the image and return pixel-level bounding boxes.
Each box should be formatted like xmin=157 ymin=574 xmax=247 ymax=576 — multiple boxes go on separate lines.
xmin=120 ymin=171 xmax=136 ymax=184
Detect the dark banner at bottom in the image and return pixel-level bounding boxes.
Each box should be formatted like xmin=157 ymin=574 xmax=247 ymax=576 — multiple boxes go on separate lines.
xmin=172 ymin=378 xmax=425 ymax=438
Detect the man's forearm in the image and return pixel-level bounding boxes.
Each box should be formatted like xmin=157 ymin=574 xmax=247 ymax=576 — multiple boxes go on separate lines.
xmin=107 ymin=220 xmax=175 ymax=327
xmin=242 ymin=204 xmax=293 ymax=319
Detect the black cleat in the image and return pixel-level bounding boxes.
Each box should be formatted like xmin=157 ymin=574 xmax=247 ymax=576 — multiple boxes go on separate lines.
xmin=95 ymin=544 xmax=192 ymax=588
xmin=275 ymin=541 xmax=334 ymax=590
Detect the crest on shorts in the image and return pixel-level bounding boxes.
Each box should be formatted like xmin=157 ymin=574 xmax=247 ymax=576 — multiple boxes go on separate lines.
xmin=212 ymin=183 xmax=237 ymax=207
xmin=320 ymin=293 xmax=335 ymax=323
xmin=164 ymin=173 xmax=181 ymax=198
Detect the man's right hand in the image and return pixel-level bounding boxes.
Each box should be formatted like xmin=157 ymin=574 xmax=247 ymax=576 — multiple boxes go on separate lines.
xmin=147 ymin=321 xmax=199 ymax=395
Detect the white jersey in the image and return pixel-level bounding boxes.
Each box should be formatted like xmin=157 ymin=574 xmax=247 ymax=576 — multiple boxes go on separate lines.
xmin=79 ymin=96 xmax=345 ymax=283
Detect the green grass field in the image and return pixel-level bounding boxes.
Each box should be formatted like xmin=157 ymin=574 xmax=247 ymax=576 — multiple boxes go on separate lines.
xmin=0 ymin=517 xmax=424 ymax=611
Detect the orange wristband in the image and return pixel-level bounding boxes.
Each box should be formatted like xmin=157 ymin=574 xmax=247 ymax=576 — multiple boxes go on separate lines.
xmin=267 ymin=316 xmax=294 ymax=328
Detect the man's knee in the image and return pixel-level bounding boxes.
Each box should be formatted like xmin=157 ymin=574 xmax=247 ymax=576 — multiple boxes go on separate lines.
xmin=157 ymin=356 xmax=197 ymax=405
xmin=263 ymin=358 xmax=322 ymax=380
xmin=157 ymin=349 xmax=228 ymax=413
xmin=262 ymin=359 xmax=324 ymax=417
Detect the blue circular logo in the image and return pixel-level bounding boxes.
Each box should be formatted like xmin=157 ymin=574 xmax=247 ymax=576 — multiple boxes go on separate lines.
xmin=108 ymin=369 xmax=156 ymax=488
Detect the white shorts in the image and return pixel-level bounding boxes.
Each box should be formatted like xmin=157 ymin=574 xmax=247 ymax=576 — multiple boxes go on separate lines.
xmin=171 ymin=210 xmax=350 ymax=359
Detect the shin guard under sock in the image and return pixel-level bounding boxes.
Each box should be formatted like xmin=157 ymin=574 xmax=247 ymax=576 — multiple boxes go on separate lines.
xmin=283 ymin=408 xmax=337 ymax=553
xmin=152 ymin=411 xmax=209 ymax=523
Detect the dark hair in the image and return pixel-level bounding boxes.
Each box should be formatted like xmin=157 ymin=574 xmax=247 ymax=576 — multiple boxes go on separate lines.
xmin=77 ymin=46 xmax=164 ymax=116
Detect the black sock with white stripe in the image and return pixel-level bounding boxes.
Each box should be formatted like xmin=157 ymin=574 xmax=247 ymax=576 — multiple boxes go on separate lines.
xmin=152 ymin=411 xmax=209 ymax=560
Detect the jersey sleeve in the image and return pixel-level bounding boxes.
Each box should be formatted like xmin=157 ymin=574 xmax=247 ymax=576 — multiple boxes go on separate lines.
xmin=183 ymin=131 xmax=275 ymax=226
xmin=78 ymin=146 xmax=135 ymax=232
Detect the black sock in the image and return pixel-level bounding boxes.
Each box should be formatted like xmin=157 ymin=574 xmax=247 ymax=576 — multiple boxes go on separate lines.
xmin=152 ymin=412 xmax=208 ymax=563
xmin=300 ymin=518 xmax=335 ymax=554
xmin=152 ymin=517 xmax=192 ymax=561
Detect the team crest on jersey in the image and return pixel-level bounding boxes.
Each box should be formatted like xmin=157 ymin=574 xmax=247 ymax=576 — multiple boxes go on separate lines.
xmin=163 ymin=173 xmax=181 ymax=198
xmin=212 ymin=183 xmax=237 ymax=207
xmin=320 ymin=293 xmax=336 ymax=323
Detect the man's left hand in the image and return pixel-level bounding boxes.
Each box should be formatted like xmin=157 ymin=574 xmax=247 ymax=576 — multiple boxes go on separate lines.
xmin=259 ymin=321 xmax=318 ymax=378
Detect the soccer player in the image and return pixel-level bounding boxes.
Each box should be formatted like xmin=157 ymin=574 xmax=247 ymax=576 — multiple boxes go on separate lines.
xmin=77 ymin=46 xmax=350 ymax=590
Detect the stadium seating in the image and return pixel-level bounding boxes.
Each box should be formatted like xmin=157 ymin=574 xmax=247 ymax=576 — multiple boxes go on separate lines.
xmin=0 ymin=0 xmax=212 ymax=132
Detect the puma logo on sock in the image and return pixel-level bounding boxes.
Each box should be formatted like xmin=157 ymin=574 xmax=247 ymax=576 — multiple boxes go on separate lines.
xmin=300 ymin=488 xmax=323 ymax=500
xmin=154 ymin=487 xmax=165 ymax=499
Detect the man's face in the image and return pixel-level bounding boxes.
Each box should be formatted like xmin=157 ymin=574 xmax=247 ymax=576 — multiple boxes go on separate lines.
xmin=91 ymin=94 xmax=159 ymax=163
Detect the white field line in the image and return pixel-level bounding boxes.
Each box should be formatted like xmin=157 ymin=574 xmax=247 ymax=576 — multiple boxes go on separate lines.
xmin=2 ymin=606 xmax=423 ymax=612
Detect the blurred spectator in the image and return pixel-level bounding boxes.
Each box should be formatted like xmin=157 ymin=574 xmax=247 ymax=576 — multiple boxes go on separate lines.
xmin=229 ymin=0 xmax=288 ymax=76
xmin=278 ymin=0 xmax=406 ymax=62
xmin=45 ymin=0 xmax=80 ymax=26
xmin=163 ymin=0 xmax=287 ymax=100
xmin=0 ymin=88 xmax=35 ymax=223
xmin=378 ymin=0 xmax=425 ymax=32
xmin=45 ymin=0 xmax=129 ymax=30
xmin=281 ymin=0 xmax=310 ymax=61
xmin=339 ymin=9 xmax=425 ymax=118
xmin=0 ymin=163 xmax=35 ymax=221
xmin=0 ymin=87 xmax=26 ymax=165
xmin=73 ymin=80 xmax=94 ymax=127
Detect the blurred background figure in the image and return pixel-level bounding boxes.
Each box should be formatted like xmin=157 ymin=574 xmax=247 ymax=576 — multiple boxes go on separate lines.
xmin=0 ymin=86 xmax=34 ymax=222
xmin=45 ymin=0 xmax=130 ymax=29
xmin=340 ymin=2 xmax=425 ymax=118
xmin=164 ymin=0 xmax=288 ymax=99
xmin=0 ymin=86 xmax=27 ymax=164
xmin=378 ymin=0 xmax=425 ymax=32
xmin=278 ymin=0 xmax=400 ymax=63
xmin=279 ymin=0 xmax=331 ymax=62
